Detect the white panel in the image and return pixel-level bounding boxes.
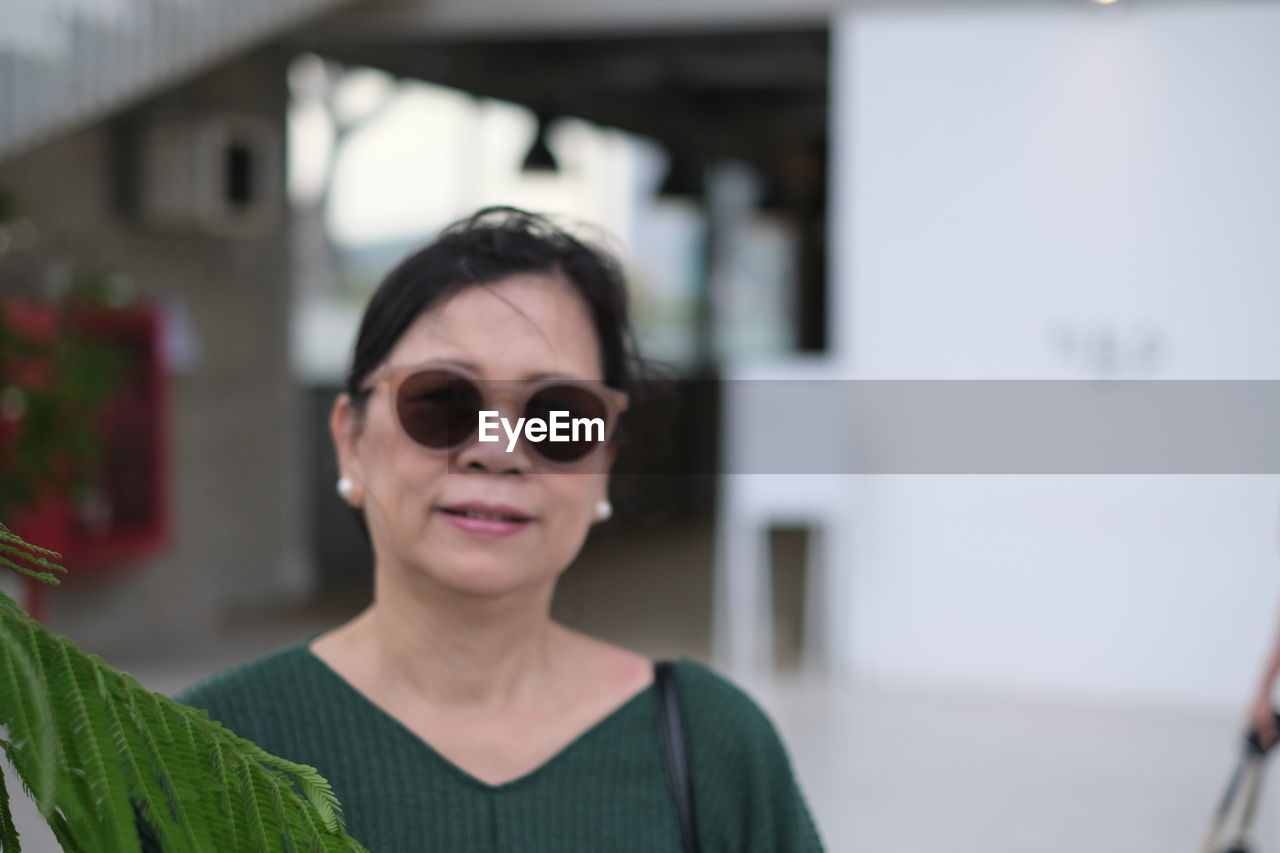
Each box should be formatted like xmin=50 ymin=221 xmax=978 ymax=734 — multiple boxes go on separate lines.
xmin=831 ymin=0 xmax=1280 ymax=712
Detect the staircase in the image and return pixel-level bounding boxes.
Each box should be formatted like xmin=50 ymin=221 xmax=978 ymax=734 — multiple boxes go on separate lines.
xmin=0 ymin=0 xmax=357 ymax=162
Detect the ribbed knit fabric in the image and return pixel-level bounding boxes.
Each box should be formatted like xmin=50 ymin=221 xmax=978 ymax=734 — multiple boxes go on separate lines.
xmin=174 ymin=634 xmax=824 ymax=853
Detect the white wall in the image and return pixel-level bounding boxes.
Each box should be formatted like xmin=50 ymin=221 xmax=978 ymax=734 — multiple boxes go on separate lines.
xmin=832 ymin=2 xmax=1280 ymax=711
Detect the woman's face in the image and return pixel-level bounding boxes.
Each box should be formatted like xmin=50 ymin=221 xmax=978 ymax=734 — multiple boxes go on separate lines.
xmin=332 ymin=272 xmax=615 ymax=599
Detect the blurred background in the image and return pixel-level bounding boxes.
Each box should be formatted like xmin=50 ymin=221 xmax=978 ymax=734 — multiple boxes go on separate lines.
xmin=3 ymin=0 xmax=1280 ymax=849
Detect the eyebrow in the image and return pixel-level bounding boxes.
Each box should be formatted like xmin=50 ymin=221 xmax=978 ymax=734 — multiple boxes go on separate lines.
xmin=425 ymin=357 xmax=586 ymax=383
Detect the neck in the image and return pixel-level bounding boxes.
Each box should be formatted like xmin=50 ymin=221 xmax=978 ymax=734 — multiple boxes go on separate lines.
xmin=346 ymin=567 xmax=565 ymax=709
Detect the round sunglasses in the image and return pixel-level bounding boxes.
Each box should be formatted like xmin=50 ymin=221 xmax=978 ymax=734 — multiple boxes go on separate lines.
xmin=359 ymin=362 xmax=629 ymax=465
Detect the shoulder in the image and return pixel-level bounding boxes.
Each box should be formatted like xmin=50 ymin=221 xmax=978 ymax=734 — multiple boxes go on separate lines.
xmin=670 ymin=658 xmax=783 ymax=747
xmin=669 ymin=658 xmax=802 ymax=786
xmin=669 ymin=660 xmax=826 ymax=851
xmin=172 ymin=638 xmax=318 ymax=737
xmin=174 ymin=639 xmax=312 ymax=706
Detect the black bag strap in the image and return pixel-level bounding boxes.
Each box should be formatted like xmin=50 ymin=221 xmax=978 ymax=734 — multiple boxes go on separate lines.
xmin=654 ymin=660 xmax=700 ymax=853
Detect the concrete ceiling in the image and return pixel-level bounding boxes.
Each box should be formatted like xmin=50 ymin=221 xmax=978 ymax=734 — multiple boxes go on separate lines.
xmin=292 ymin=24 xmax=829 ymax=170
xmin=286 ymin=0 xmax=1198 ymax=181
xmin=292 ymin=0 xmax=1121 ymax=41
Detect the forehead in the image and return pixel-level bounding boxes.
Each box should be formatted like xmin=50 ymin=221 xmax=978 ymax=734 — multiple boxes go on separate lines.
xmin=387 ymin=272 xmax=603 ymax=380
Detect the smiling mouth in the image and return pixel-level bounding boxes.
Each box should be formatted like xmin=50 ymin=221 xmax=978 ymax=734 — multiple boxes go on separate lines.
xmin=440 ymin=508 xmax=532 ymax=523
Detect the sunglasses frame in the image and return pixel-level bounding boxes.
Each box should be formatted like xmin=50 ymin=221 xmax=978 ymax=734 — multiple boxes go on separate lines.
xmin=359 ymin=360 xmax=630 ymax=467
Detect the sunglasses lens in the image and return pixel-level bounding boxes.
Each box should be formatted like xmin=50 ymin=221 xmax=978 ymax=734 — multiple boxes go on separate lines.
xmin=396 ymin=370 xmax=481 ymax=449
xmin=525 ymin=385 xmax=611 ymax=462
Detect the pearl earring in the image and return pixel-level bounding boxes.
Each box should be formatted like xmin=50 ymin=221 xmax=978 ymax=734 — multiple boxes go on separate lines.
xmin=337 ymin=477 xmax=354 ymax=499
xmin=595 ymin=500 xmax=612 ymax=522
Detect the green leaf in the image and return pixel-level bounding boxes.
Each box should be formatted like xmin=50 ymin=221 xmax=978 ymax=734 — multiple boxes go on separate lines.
xmin=0 ymin=752 xmax=22 ymax=851
xmin=50 ymin=639 xmax=138 ymax=849
xmin=0 ymin=626 xmax=57 ymax=813
xmin=0 ymin=527 xmax=371 ymax=853
xmin=46 ymin=810 xmax=85 ymax=853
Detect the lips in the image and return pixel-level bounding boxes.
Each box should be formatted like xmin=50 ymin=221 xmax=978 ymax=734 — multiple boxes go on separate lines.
xmin=437 ymin=501 xmax=534 ymax=538
xmin=439 ymin=501 xmax=533 ymax=523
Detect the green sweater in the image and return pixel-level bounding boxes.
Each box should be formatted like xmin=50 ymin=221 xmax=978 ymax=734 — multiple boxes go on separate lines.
xmin=174 ymin=635 xmax=824 ymax=853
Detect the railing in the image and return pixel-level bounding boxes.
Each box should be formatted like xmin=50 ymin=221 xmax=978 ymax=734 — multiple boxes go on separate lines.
xmin=0 ymin=0 xmax=354 ymax=162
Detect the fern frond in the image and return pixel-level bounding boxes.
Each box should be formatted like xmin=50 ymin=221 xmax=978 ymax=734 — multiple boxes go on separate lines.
xmin=206 ymin=735 xmax=245 ymax=850
xmin=236 ymin=751 xmax=275 ymax=853
xmin=0 ymin=525 xmax=65 ymax=586
xmin=254 ymin=752 xmax=347 ymax=836
xmin=168 ymin=701 xmax=224 ymax=850
xmin=0 ymin=525 xmax=61 ymax=563
xmin=46 ymin=810 xmax=85 ymax=853
xmin=0 ymin=742 xmax=30 ymax=812
xmin=19 ymin=618 xmax=104 ymax=839
xmin=120 ymin=687 xmax=202 ymax=849
xmin=0 ymin=753 xmax=21 ymax=852
xmin=0 ymin=542 xmax=65 ymax=585
xmin=0 ymin=526 xmax=61 ymax=561
xmin=0 ymin=527 xmax=371 ymax=853
xmin=50 ymin=640 xmax=140 ymax=849
xmin=0 ymin=626 xmax=58 ymax=813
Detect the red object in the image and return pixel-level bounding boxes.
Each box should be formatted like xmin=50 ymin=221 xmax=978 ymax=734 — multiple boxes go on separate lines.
xmin=1 ymin=300 xmax=171 ymax=619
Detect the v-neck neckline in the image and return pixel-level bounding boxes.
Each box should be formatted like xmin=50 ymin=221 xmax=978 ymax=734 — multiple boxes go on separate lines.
xmin=292 ymin=631 xmax=659 ymax=793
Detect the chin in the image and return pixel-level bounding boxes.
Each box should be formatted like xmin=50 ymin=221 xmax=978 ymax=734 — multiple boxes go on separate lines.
xmin=427 ymin=554 xmax=545 ymax=598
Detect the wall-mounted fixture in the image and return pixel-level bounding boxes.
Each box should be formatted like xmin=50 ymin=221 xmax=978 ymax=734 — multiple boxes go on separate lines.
xmin=657 ymin=148 xmax=705 ymax=201
xmin=520 ymin=112 xmax=560 ymax=173
xmin=135 ymin=112 xmax=281 ymax=237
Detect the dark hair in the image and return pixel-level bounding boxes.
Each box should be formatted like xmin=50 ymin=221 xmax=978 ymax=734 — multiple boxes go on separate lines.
xmin=345 ymin=205 xmax=643 ymax=407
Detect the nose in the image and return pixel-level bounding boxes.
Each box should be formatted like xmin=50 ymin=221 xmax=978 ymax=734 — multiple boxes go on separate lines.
xmin=451 ymin=407 xmax=535 ymax=475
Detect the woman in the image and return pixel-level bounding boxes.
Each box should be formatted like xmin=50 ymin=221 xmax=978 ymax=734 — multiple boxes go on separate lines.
xmin=177 ymin=207 xmax=824 ymax=852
